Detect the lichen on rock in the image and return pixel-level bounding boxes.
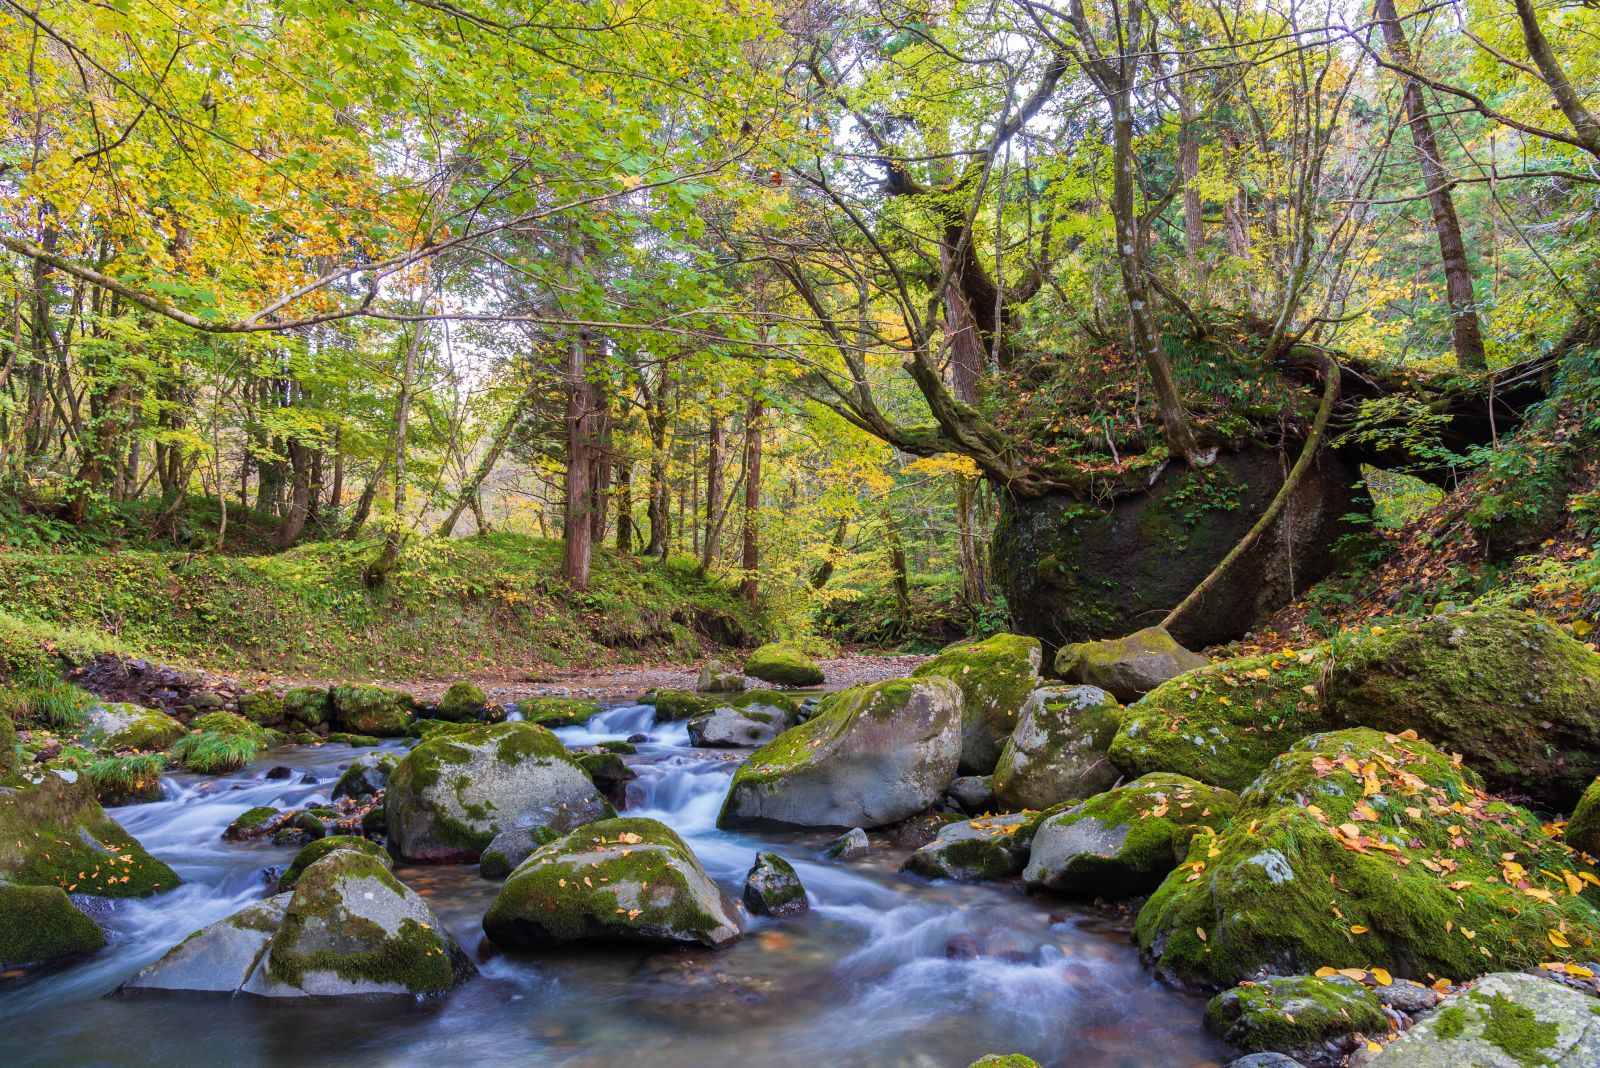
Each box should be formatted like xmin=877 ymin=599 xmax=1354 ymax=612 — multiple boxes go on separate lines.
xmin=329 ymin=684 xmax=416 ymax=737
xmin=912 ymin=633 xmax=1042 ymax=774
xmin=1369 ymin=971 xmax=1600 ymax=1066
xmin=0 ymin=768 xmax=178 ymax=897
xmin=1055 ymin=626 xmax=1209 ymax=702
xmin=1205 ymin=973 xmax=1388 ymax=1064
xmin=81 ymin=702 xmax=186 ymax=752
xmin=992 ymin=684 xmax=1122 ymax=810
xmin=0 ymin=878 xmax=105 ymax=968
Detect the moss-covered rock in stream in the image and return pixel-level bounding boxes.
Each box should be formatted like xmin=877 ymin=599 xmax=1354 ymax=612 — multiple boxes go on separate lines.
xmin=743 ymin=851 xmax=808 ymax=916
xmin=281 ymin=687 xmax=332 ymax=731
xmin=0 ymin=878 xmax=105 ymax=967
xmin=1134 ymin=728 xmax=1600 ymax=990
xmin=436 ymin=681 xmax=490 ymax=722
xmin=515 ymin=696 xmax=601 ymax=729
xmin=80 ymin=702 xmax=186 ymax=752
xmin=1023 ymin=774 xmax=1238 ymax=898
xmin=223 ymin=805 xmax=282 ymax=841
xmin=237 ymin=688 xmax=286 ymax=729
xmin=329 ymin=684 xmax=416 ymax=737
xmin=331 ymin=751 xmax=396 ymax=802
xmin=279 ymin=835 xmax=390 ymax=892
xmin=902 ymin=813 xmax=1033 ymax=882
xmin=649 ymin=689 xmax=707 ymax=721
xmin=696 ymin=660 xmax=746 ymax=693
xmin=1566 ymin=778 xmax=1600 ymax=858
xmin=1322 ymin=607 xmax=1600 ymax=808
xmin=482 ymin=816 xmax=741 ymax=949
xmin=992 ymin=684 xmax=1123 ymax=810
xmin=171 ymin=711 xmax=277 ymax=774
xmin=718 ymin=676 xmax=963 ymax=831
xmin=1367 ymin=971 xmax=1600 ymax=1066
xmin=1110 ymin=648 xmax=1330 ymax=792
xmin=967 ymin=1057 xmax=1041 ymax=1068
xmin=743 ymin=643 xmax=824 ymax=687
xmin=385 ymin=722 xmax=612 ymax=863
xmin=1205 ymin=974 xmax=1388 ymax=1064
xmin=0 ymin=768 xmax=178 ymax=896
xmin=912 ymin=633 xmax=1042 ymax=774
xmin=479 ymin=824 xmax=563 ymax=881
xmin=687 ymin=698 xmax=796 ymax=749
xmin=1055 ymin=627 xmax=1210 ymax=702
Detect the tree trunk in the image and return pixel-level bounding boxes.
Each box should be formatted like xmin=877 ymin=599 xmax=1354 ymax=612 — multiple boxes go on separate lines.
xmin=436 ymin=378 xmax=539 ymax=538
xmin=562 ymin=323 xmax=596 ymax=589
xmin=954 ymin=473 xmax=987 ymax=609
xmin=370 ymin=306 xmax=429 ymax=581
xmin=700 ymin=409 xmax=726 ymax=569
xmin=1374 ymin=0 xmax=1487 ymax=371
xmin=345 ymin=465 xmax=382 ymax=538
xmin=884 ymin=505 xmax=910 ymax=629
xmin=1178 ymin=66 xmax=1206 ymax=278
xmin=738 ymin=392 xmax=763 ymax=607
xmin=589 ymin=394 xmax=612 ymax=542
xmin=809 ymin=514 xmax=849 ymax=589
xmin=274 ymin=438 xmax=312 ymax=549
xmin=645 ymin=379 xmax=671 ymax=559
xmin=61 ymin=377 xmax=131 ymax=526
xmin=614 ymin=460 xmax=635 ymax=553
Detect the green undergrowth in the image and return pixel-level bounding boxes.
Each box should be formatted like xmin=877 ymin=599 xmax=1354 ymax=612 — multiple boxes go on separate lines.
xmin=0 ymin=532 xmax=768 ymax=678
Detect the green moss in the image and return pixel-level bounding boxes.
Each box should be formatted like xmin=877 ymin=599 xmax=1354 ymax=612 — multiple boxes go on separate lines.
xmin=327 ymin=732 xmax=380 ymax=746
xmin=330 ymin=684 xmax=415 ymax=737
xmin=81 ymin=702 xmax=186 ymax=752
xmin=227 ymin=806 xmax=280 ymax=835
xmin=238 ymin=689 xmax=286 ymax=728
xmin=0 ymin=879 xmax=106 ymax=966
xmin=278 ymin=836 xmax=389 ymax=891
xmin=1 ymin=670 xmax=93 ymax=730
xmin=1110 ymin=647 xmax=1329 ymax=791
xmin=1478 ymin=993 xmax=1560 ymax=1064
xmin=1567 ymin=777 xmax=1600 ymax=858
xmin=0 ymin=710 xmax=17 ymax=780
xmin=967 ymin=1057 xmax=1041 ymax=1068
xmin=1433 ymin=1004 xmax=1467 ymax=1040
xmin=171 ymin=731 xmax=263 ymax=773
xmin=437 ymin=681 xmax=489 ymax=722
xmin=515 ymin=696 xmax=601 ymax=728
xmin=727 ymin=689 xmax=803 ymax=716
xmin=281 ymin=687 xmax=331 ymax=729
xmin=649 ymin=689 xmax=706 ymax=721
xmin=743 ymin=643 xmax=825 ymax=686
xmin=49 ymin=750 xmax=169 ymax=804
xmin=723 ymin=681 xmax=912 ymax=789
xmin=913 ymin=633 xmax=1042 ymax=771
xmin=193 ymin=710 xmax=277 ymax=744
xmin=0 ymin=770 xmax=178 ymax=897
xmin=1205 ymin=974 xmax=1387 ymax=1052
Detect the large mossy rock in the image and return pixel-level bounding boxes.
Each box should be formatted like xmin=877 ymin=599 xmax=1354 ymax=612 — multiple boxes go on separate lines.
xmin=436 ymin=681 xmax=490 ymax=722
xmin=329 ymin=684 xmax=416 ymax=737
xmin=901 ymin=813 xmax=1032 ymax=882
xmin=482 ymin=817 xmax=740 ymax=949
xmin=281 ymin=686 xmax=332 ymax=730
xmin=0 ymin=879 xmax=105 ymax=967
xmin=515 ymin=696 xmax=601 ymax=729
xmin=279 ymin=835 xmax=390 ymax=892
xmin=0 ymin=769 xmax=177 ymax=896
xmin=1110 ymin=648 xmax=1329 ymax=792
xmin=1023 ymin=774 xmax=1238 ymax=898
xmin=687 ymin=695 xmax=797 ymax=749
xmin=1055 ymin=627 xmax=1209 ymax=702
xmin=912 ymin=633 xmax=1042 ymax=774
xmin=1135 ymin=728 xmax=1600 ymax=990
xmin=82 ymin=702 xmax=186 ymax=752
xmin=718 ymin=677 xmax=963 ymax=830
xmin=1206 ymin=974 xmax=1388 ymax=1064
xmin=742 ymin=643 xmax=825 ymax=687
xmin=1368 ymin=972 xmax=1600 ymax=1066
xmin=650 ymin=689 xmax=707 ymax=721
xmin=1323 ymin=608 xmax=1600 ymax=807
xmin=1567 ymin=777 xmax=1600 ymax=857
xmin=992 ymin=447 xmax=1359 ymax=649
xmin=992 ymin=684 xmax=1122 ymax=810
xmin=385 ymin=722 xmax=612 ymax=863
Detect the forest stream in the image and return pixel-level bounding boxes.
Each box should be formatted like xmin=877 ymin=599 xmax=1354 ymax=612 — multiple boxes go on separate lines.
xmin=0 ymin=697 xmax=1223 ymax=1068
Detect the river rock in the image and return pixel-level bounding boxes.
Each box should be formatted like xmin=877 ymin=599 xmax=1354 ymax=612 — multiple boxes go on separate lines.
xmin=435 ymin=681 xmax=489 ymax=722
xmin=697 ymin=661 xmax=746 ymax=693
xmin=719 ymin=677 xmax=963 ymax=830
xmin=515 ymin=696 xmax=601 ymax=729
xmin=1135 ymin=728 xmax=1600 ymax=990
xmin=81 ymin=702 xmax=186 ymax=751
xmin=1323 ymin=607 xmax=1600 ymax=808
xmin=902 ymin=813 xmax=1030 ymax=881
xmin=743 ymin=644 xmax=824 ymax=687
xmin=278 ymin=835 xmax=390 ymax=892
xmin=823 ymin=827 xmax=870 ymax=860
xmin=650 ymin=689 xmax=707 ymax=721
xmin=482 ymin=817 xmax=740 ymax=948
xmin=1225 ymin=1056 xmax=1306 ymax=1068
xmin=573 ymin=751 xmax=636 ymax=808
xmin=0 ymin=768 xmax=178 ymax=897
xmin=385 ymin=722 xmax=612 ymax=863
xmin=947 ymin=774 xmax=998 ymax=813
xmin=1055 ymin=627 xmax=1208 ymax=702
xmin=992 ymin=684 xmax=1122 ymax=810
xmin=1369 ymin=972 xmax=1600 ymax=1066
xmin=479 ymin=825 xmax=560 ymax=881
xmin=742 ymin=851 xmax=807 ymax=916
xmin=911 ymin=633 xmax=1042 ymax=774
xmin=224 ymin=806 xmax=282 ymax=841
xmin=122 ymin=894 xmax=289 ymax=994
xmin=1206 ymin=974 xmax=1388 ymax=1068
xmin=281 ymin=687 xmax=332 ymax=730
xmin=329 ymin=684 xmax=416 ymax=737
xmin=0 ymin=879 xmax=105 ymax=967
xmin=331 ymin=751 xmax=395 ymax=801
xmin=1023 ymin=774 xmax=1237 ymax=898
xmin=967 ymin=1058 xmax=1042 ymax=1068
xmin=688 ymin=700 xmax=794 ymax=748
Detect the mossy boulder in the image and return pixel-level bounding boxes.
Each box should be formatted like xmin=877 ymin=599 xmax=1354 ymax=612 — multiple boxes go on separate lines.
xmin=912 ymin=633 xmax=1043 ymax=774
xmin=650 ymin=689 xmax=707 ymax=721
xmin=279 ymin=835 xmax=390 ymax=892
xmin=696 ymin=660 xmax=746 ymax=693
xmin=967 ymin=1058 xmax=1041 ymax=1068
xmin=1110 ymin=648 xmax=1329 ymax=792
xmin=743 ymin=643 xmax=825 ymax=687
xmin=327 ymin=732 xmax=380 ymax=747
xmin=719 ymin=676 xmax=964 ymax=830
xmin=0 ymin=712 xmax=16 ymax=780
xmin=1206 ymin=974 xmax=1388 ymax=1063
xmin=902 ymin=813 xmax=1032 ymax=882
xmin=1135 ymin=728 xmax=1600 ymax=990
xmin=385 ymin=722 xmax=612 ymax=863
xmin=81 ymin=702 xmax=186 ymax=752
xmin=479 ymin=825 xmax=562 ymax=881
xmin=436 ymin=681 xmax=490 ymax=722
xmin=515 ymin=696 xmax=601 ymax=729
xmin=223 ymin=805 xmax=282 ymax=841
xmin=743 ymin=851 xmax=807 ymax=916
xmin=1056 ymin=626 xmax=1209 ymax=702
xmin=1323 ymin=608 xmax=1600 ymax=808
xmin=238 ymin=689 xmax=286 ymax=729
xmin=171 ymin=712 xmax=275 ymax=774
xmin=329 ymin=684 xmax=416 ymax=737
xmin=992 ymin=684 xmax=1123 ymax=810
xmin=1023 ymin=774 xmax=1238 ymax=898
xmin=0 ymin=879 xmax=105 ymax=967
xmin=331 ymin=751 xmax=396 ymax=802
xmin=687 ymin=700 xmax=795 ymax=748
xmin=281 ymin=687 xmax=332 ymax=730
xmin=1567 ymin=777 xmax=1600 ymax=858
xmin=482 ymin=817 xmax=741 ymax=949
xmin=0 ymin=769 xmax=178 ymax=897
xmin=1368 ymin=971 xmax=1600 ymax=1066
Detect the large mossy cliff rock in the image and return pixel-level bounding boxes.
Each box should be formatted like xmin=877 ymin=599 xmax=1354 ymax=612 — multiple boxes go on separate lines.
xmin=742 ymin=643 xmax=825 ymax=687
xmin=992 ymin=448 xmax=1359 ymax=650
xmin=718 ymin=677 xmax=963 ymax=830
xmin=1206 ymin=974 xmax=1388 ymax=1065
xmin=1323 ymin=608 xmax=1600 ymax=807
xmin=81 ymin=702 xmax=186 ymax=752
xmin=1023 ymin=774 xmax=1238 ymax=898
xmin=0 ymin=769 xmax=177 ymax=897
xmin=992 ymin=684 xmax=1122 ymax=810
xmin=912 ymin=633 xmax=1042 ymax=774
xmin=1110 ymin=648 xmax=1329 ymax=793
xmin=482 ymin=817 xmax=740 ymax=949
xmin=0 ymin=879 xmax=105 ymax=967
xmin=1368 ymin=972 xmax=1600 ymax=1066
xmin=1567 ymin=777 xmax=1600 ymax=857
xmin=1135 ymin=728 xmax=1600 ymax=990
xmin=330 ymin=684 xmax=416 ymax=737
xmin=1055 ymin=627 xmax=1209 ymax=702
xmin=385 ymin=722 xmax=612 ymax=863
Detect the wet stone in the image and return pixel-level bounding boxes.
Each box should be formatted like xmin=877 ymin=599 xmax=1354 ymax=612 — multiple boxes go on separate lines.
xmin=823 ymin=827 xmax=869 ymax=861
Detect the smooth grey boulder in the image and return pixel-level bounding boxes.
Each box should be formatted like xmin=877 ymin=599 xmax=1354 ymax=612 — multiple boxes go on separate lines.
xmin=947 ymin=775 xmax=998 ymax=813
xmin=121 ymin=894 xmax=289 ymax=994
xmin=901 ymin=813 xmax=1030 ymax=881
xmin=823 ymin=827 xmax=870 ymax=860
xmin=479 ymin=825 xmax=556 ymax=881
xmin=331 ymin=751 xmax=395 ymax=801
xmin=1370 ymin=972 xmax=1600 ymax=1066
xmin=718 ymin=677 xmax=963 ymax=830
xmin=1054 ymin=627 xmax=1208 ymax=702
xmin=385 ymin=722 xmax=612 ymax=862
xmin=742 ymin=852 xmax=807 ymax=916
xmin=687 ymin=703 xmax=791 ymax=748
xmin=991 ymin=684 xmax=1122 ymax=810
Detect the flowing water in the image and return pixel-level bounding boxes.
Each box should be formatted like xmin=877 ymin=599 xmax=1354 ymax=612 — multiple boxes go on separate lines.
xmin=0 ymin=700 xmax=1226 ymax=1067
